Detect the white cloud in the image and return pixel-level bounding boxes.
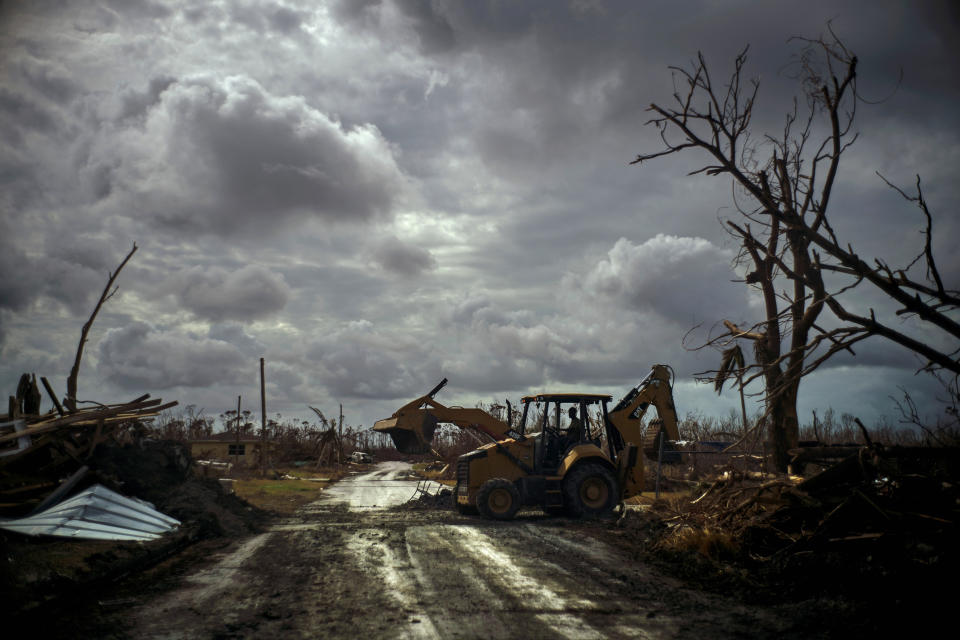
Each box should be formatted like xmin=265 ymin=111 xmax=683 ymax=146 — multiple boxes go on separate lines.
xmin=571 ymin=234 xmax=746 ymax=325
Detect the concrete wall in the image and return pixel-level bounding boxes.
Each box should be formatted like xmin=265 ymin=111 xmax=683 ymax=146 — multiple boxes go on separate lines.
xmin=190 ymin=440 xmax=262 ymax=466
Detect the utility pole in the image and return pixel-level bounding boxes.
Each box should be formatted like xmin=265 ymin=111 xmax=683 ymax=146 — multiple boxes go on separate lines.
xmin=234 ymin=395 xmax=241 ymax=468
xmin=260 ymin=357 xmax=267 ymax=476
xmin=338 ymin=403 xmax=343 ymax=470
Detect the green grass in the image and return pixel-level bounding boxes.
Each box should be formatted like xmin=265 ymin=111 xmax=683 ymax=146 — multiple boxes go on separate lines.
xmin=232 ymin=469 xmax=345 ymax=513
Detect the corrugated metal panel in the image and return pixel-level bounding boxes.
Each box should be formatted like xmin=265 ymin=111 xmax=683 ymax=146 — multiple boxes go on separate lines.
xmin=0 ymin=484 xmax=181 ymax=541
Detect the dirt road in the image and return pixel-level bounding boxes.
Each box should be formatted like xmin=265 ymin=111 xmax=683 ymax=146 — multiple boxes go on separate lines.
xmin=84 ymin=462 xmax=803 ymax=639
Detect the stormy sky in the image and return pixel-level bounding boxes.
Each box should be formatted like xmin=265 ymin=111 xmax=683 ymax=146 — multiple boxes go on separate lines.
xmin=1 ymin=0 xmax=957 ymax=432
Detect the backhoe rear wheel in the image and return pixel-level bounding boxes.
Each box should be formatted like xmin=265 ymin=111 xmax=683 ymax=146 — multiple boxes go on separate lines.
xmin=563 ymin=463 xmax=617 ymax=518
xmin=476 ymin=478 xmax=521 ymax=520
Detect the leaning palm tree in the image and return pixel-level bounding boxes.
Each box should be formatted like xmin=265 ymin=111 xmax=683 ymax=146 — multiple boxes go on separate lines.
xmin=714 ymin=344 xmax=749 ymax=436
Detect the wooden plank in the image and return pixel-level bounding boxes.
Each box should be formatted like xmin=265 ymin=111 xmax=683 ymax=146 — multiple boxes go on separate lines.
xmin=0 ymin=434 xmax=54 ymax=466
xmin=0 ymin=399 xmax=176 ymax=444
xmin=0 ymin=482 xmax=57 ymax=495
xmin=40 ymin=377 xmax=65 ymax=416
xmin=86 ymin=418 xmax=105 ymax=459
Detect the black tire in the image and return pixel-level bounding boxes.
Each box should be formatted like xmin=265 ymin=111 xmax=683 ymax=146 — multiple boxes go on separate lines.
xmin=453 ymin=482 xmax=478 ymax=515
xmin=563 ymin=463 xmax=618 ymax=518
xmin=476 ymin=478 xmax=521 ymax=520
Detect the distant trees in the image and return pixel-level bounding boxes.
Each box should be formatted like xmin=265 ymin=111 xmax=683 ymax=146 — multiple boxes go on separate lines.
xmin=152 ymin=405 xmax=214 ymax=440
xmin=633 ymin=31 xmax=958 ymax=470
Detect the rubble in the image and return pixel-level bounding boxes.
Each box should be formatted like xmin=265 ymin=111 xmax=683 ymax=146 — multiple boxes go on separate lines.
xmin=616 ymin=442 xmax=959 ymax=604
xmin=1 ymin=391 xmax=177 ymax=517
xmin=402 ymin=481 xmax=452 ymax=510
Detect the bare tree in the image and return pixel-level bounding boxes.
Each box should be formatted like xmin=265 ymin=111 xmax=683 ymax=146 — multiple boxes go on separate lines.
xmin=632 ymin=31 xmax=958 ymax=470
xmin=65 ymin=243 xmax=138 ymax=412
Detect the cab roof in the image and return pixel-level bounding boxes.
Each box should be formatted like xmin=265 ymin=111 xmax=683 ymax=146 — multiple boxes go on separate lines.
xmin=521 ymin=393 xmax=613 ymax=404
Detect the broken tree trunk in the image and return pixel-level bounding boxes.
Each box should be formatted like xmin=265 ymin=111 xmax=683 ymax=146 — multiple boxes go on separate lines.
xmin=65 ymin=243 xmax=138 ymax=412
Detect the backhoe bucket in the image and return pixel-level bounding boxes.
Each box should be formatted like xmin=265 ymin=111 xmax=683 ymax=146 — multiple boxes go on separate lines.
xmin=373 ymin=411 xmax=439 ymax=454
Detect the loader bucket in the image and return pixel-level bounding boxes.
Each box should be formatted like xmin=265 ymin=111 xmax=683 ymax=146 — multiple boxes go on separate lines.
xmin=373 ymin=411 xmax=439 ymax=454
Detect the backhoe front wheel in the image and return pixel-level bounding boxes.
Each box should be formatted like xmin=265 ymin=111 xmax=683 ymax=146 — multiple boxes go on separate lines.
xmin=563 ymin=463 xmax=617 ymax=518
xmin=477 ymin=478 xmax=521 ymax=520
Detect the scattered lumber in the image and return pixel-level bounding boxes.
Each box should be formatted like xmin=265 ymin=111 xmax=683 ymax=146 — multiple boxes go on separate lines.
xmin=0 ymin=375 xmax=177 ymax=517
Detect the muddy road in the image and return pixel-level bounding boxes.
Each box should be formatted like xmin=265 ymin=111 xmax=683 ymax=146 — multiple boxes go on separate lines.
xmin=63 ymin=462 xmax=808 ymax=638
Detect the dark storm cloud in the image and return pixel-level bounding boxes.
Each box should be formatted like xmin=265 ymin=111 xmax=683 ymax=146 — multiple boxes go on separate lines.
xmin=16 ymin=56 xmax=80 ymax=105
xmin=117 ymin=75 xmax=176 ymax=122
xmin=342 ymin=0 xmax=960 ymax=185
xmin=394 ymin=0 xmax=457 ymax=53
xmin=0 ymin=234 xmax=119 ymax=316
xmin=229 ymin=1 xmax=309 ymax=36
xmin=101 ymin=0 xmax=173 ymax=21
xmin=0 ymin=244 xmax=40 ymax=312
xmin=0 ymin=0 xmax=955 ymax=427
xmin=369 ymin=237 xmax=438 ymax=277
xmin=44 ymin=234 xmax=116 ymax=273
xmin=136 ymin=75 xmax=405 ymax=234
xmin=164 ymin=264 xmax=291 ymax=322
xmin=98 ymin=321 xmax=247 ymax=390
xmin=448 ymin=295 xmax=494 ymax=326
xmin=305 ymin=320 xmax=438 ymax=399
xmin=0 ymin=87 xmax=60 ymax=139
xmin=329 ymin=0 xmax=384 ymax=27
xmin=208 ymin=323 xmax=265 ymax=356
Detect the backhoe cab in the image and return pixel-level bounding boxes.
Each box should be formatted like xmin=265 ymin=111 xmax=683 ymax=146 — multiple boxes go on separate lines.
xmin=373 ymin=364 xmax=682 ymax=519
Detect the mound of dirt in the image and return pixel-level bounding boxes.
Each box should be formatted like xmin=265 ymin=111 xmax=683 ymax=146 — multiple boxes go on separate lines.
xmin=89 ymin=439 xmax=267 ymax=538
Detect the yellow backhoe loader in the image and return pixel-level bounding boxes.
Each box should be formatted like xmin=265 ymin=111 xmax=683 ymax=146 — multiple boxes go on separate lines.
xmin=373 ymin=364 xmax=681 ymax=519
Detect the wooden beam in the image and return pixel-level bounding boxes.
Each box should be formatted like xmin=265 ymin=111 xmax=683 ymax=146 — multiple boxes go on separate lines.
xmin=29 ymin=465 xmax=89 ymax=515
xmin=40 ymin=377 xmax=65 ymax=416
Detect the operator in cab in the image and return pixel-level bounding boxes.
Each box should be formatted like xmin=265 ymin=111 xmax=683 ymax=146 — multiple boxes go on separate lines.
xmin=565 ymin=406 xmax=583 ymax=444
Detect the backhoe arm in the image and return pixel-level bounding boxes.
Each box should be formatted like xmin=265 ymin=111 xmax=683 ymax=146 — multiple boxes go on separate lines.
xmin=373 ymin=379 xmax=516 ymax=454
xmin=607 ymin=364 xmax=680 ymax=447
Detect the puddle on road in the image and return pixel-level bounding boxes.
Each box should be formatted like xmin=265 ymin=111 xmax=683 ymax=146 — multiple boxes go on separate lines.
xmin=318 ymin=462 xmax=442 ymax=512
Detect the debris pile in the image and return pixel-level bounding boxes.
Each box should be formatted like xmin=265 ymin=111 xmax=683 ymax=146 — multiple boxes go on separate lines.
xmin=1 ymin=378 xmax=268 ymax=613
xmin=403 ymin=481 xmax=452 ymax=510
xmin=626 ymin=443 xmax=959 ymax=592
xmin=1 ymin=383 xmax=177 ymax=518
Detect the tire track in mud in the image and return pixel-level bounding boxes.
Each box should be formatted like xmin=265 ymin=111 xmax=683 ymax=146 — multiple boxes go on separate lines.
xmin=348 ymin=522 xmax=677 ymax=640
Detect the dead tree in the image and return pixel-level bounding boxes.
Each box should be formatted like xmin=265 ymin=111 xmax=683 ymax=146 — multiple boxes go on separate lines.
xmin=632 ymin=31 xmax=958 ymax=470
xmin=65 ymin=243 xmax=138 ymax=412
